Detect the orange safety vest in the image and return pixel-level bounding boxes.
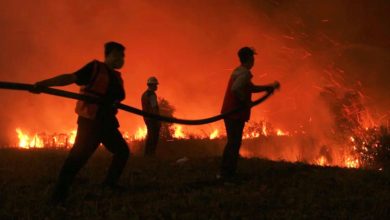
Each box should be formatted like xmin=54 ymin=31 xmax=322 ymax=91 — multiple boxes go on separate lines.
xmin=75 ymin=60 xmax=119 ymax=119
xmin=221 ymin=70 xmax=252 ymax=121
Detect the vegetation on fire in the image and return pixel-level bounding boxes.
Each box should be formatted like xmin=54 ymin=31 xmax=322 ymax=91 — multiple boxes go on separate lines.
xmin=318 ymin=85 xmax=390 ymax=170
xmin=3 ymin=95 xmax=390 ymax=218
xmin=11 ymin=91 xmax=390 ymax=169
xmin=352 ymin=126 xmax=390 ymax=170
xmin=4 ymin=94 xmax=389 ymax=218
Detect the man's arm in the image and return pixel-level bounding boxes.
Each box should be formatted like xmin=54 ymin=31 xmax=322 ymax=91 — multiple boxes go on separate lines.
xmin=251 ymin=81 xmax=280 ymax=93
xmin=35 ymin=61 xmax=95 ymax=87
xmin=35 ymin=73 xmax=77 ymax=87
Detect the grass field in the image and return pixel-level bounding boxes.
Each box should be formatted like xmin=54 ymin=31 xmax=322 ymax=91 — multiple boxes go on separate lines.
xmin=0 ymin=144 xmax=389 ymax=219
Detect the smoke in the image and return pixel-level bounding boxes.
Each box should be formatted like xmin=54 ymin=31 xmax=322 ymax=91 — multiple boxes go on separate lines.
xmin=0 ymin=0 xmax=389 ymax=150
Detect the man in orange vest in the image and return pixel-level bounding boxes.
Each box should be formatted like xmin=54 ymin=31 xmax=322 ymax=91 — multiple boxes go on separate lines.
xmin=219 ymin=47 xmax=280 ymax=181
xmin=34 ymin=42 xmax=129 ymax=204
xmin=141 ymin=76 xmax=161 ymax=156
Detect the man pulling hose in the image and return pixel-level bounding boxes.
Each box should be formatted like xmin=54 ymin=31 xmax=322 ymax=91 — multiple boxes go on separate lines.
xmin=34 ymin=42 xmax=129 ymax=204
xmin=219 ymin=47 xmax=280 ymax=182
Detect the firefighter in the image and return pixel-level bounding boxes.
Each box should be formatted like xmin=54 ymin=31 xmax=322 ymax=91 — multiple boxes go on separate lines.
xmin=219 ymin=46 xmax=280 ymax=181
xmin=141 ymin=76 xmax=161 ymax=156
xmin=34 ymin=42 xmax=129 ymax=204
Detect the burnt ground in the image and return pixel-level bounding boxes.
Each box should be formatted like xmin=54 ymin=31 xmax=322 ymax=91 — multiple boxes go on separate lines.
xmin=0 ymin=147 xmax=389 ymax=219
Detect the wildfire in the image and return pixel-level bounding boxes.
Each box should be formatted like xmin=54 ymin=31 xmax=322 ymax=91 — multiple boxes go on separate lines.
xmin=314 ymin=156 xmax=359 ymax=168
xmin=134 ymin=126 xmax=147 ymax=140
xmin=315 ymin=155 xmax=328 ymax=166
xmin=261 ymin=122 xmax=268 ymax=136
xmin=243 ymin=132 xmax=260 ymax=139
xmin=344 ymin=156 xmax=360 ymax=168
xmin=209 ymin=129 xmax=219 ymax=139
xmin=12 ymin=117 xmax=380 ymax=171
xmin=16 ymin=128 xmax=44 ymax=149
xmin=68 ymin=130 xmax=77 ymax=145
xmin=15 ymin=128 xmax=77 ymax=149
xmin=172 ymin=125 xmax=186 ymax=139
xmin=276 ymin=129 xmax=289 ymax=136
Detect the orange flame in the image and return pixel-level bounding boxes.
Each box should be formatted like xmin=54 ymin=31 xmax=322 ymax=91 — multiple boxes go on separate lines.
xmin=15 ymin=128 xmax=77 ymax=149
xmin=15 ymin=128 xmax=44 ymax=149
xmin=68 ymin=130 xmax=77 ymax=145
xmin=315 ymin=156 xmax=328 ymax=166
xmin=276 ymin=129 xmax=289 ymax=136
xmin=209 ymin=129 xmax=219 ymax=139
xmin=12 ymin=121 xmax=365 ymax=170
xmin=261 ymin=122 xmax=268 ymax=136
xmin=134 ymin=126 xmax=147 ymax=140
xmin=173 ymin=125 xmax=186 ymax=139
xmin=243 ymin=132 xmax=260 ymax=139
xmin=344 ymin=156 xmax=360 ymax=168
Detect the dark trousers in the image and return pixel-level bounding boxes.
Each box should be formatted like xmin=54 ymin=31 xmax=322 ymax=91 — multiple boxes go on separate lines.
xmin=53 ymin=117 xmax=129 ymax=199
xmin=144 ymin=120 xmax=161 ymax=156
xmin=220 ymin=119 xmax=245 ymax=177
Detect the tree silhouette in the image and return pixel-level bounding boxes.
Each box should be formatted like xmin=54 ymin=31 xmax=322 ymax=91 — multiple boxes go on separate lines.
xmin=158 ymin=97 xmax=175 ymax=140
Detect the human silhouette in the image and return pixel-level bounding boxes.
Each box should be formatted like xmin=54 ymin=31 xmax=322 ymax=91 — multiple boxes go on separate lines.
xmin=34 ymin=42 xmax=129 ymax=204
xmin=141 ymin=76 xmax=161 ymax=156
xmin=219 ymin=47 xmax=280 ymax=181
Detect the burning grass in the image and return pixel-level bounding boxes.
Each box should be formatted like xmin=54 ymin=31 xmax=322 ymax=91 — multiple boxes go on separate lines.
xmin=352 ymin=126 xmax=390 ymax=170
xmin=0 ymin=148 xmax=388 ymax=219
xmin=10 ymin=122 xmax=390 ymax=170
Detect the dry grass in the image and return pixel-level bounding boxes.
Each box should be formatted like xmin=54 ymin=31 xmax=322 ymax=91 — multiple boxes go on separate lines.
xmin=0 ymin=145 xmax=389 ymax=219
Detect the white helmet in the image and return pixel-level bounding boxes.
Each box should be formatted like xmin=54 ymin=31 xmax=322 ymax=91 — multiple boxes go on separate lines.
xmin=147 ymin=76 xmax=159 ymax=85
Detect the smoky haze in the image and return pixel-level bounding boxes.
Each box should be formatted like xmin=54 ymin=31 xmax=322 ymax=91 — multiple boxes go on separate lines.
xmin=0 ymin=0 xmax=389 ymax=146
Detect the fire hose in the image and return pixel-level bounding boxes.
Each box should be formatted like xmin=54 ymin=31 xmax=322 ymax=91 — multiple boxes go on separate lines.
xmin=0 ymin=81 xmax=275 ymax=125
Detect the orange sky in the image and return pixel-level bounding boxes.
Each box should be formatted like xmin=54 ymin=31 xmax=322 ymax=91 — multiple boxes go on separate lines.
xmin=0 ymin=0 xmax=389 ymax=145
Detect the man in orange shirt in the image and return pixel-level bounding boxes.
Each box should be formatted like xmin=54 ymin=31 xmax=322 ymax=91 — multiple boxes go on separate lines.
xmin=220 ymin=47 xmax=280 ymax=181
xmin=34 ymin=42 xmax=129 ymax=204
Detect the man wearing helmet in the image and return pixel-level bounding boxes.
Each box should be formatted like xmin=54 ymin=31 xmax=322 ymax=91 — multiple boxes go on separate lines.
xmin=141 ymin=76 xmax=161 ymax=156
